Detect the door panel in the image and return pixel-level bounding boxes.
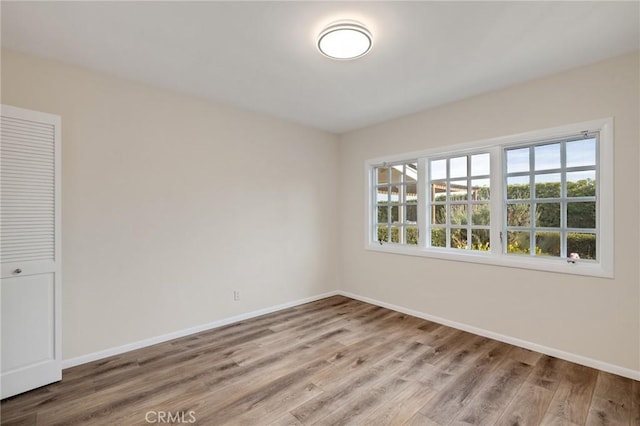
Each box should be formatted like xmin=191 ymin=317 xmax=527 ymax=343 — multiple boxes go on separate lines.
xmin=2 ymin=273 xmax=55 ymax=372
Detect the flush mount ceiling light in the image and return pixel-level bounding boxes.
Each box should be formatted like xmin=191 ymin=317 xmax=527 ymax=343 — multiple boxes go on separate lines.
xmin=317 ymin=20 xmax=372 ymax=60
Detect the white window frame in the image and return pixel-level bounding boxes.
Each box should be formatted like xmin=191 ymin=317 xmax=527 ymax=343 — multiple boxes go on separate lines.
xmin=426 ymin=151 xmax=493 ymax=251
xmin=372 ymin=160 xmax=420 ymax=245
xmin=364 ymin=118 xmax=614 ymax=278
xmin=502 ymin=134 xmax=599 ymax=259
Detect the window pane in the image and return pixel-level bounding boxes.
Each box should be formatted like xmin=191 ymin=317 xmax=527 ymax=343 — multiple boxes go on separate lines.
xmin=507 ymin=231 xmax=530 ymax=254
xmin=471 ymin=229 xmax=490 ymax=251
xmin=507 ymin=203 xmax=531 ymax=227
xmin=432 ymin=204 xmax=446 ymax=225
xmin=471 ymin=153 xmax=490 ymax=176
xmin=376 ymin=167 xmax=389 ymax=185
xmin=431 ymin=182 xmax=447 ymax=202
xmin=406 ymin=226 xmax=418 ymax=245
xmin=377 ymin=226 xmax=389 ymax=243
xmin=567 ymin=232 xmax=596 ymax=260
xmin=450 ymin=205 xmax=468 ymax=225
xmin=471 ymin=179 xmax=490 ymax=200
xmin=450 ymin=156 xmax=467 ymax=178
xmin=405 ymin=163 xmax=418 ymax=183
xmin=472 ymin=204 xmax=490 ymax=225
xmin=507 ymin=176 xmax=530 ymax=200
xmin=567 ymin=171 xmax=596 ymax=197
xmin=406 ymin=204 xmax=417 ymax=223
xmin=535 ymin=173 xmax=561 ymax=198
xmin=567 ymin=202 xmax=596 ymax=229
xmin=431 ymin=227 xmax=445 ymax=247
xmin=567 ymin=138 xmax=596 ymax=168
xmin=376 ymin=186 xmax=389 ymax=203
xmin=451 ymin=228 xmax=468 ymax=249
xmin=390 ymin=185 xmax=401 ymax=202
xmin=377 ymin=206 xmax=388 ymax=223
xmin=390 ymin=226 xmax=401 ymax=243
xmin=449 ymin=180 xmax=467 ymax=201
xmin=507 ymin=148 xmax=529 ymax=173
xmin=535 ymin=232 xmax=560 ymax=257
xmin=390 ymin=205 xmax=400 ymax=223
xmin=431 ymin=159 xmax=446 ymax=180
xmin=406 ymin=183 xmax=418 ymax=203
xmin=535 ymin=143 xmax=560 ymax=171
xmin=536 ymin=203 xmax=560 ymax=228
xmin=390 ymin=165 xmax=403 ymax=183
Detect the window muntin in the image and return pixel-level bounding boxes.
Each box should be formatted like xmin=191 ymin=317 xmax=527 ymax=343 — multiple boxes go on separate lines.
xmin=373 ymin=161 xmax=418 ymax=245
xmin=504 ymin=135 xmax=598 ymax=260
xmin=428 ymin=153 xmax=491 ymax=251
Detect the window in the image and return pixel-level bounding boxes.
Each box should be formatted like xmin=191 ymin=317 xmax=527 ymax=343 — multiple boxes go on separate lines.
xmin=373 ymin=161 xmax=418 ymax=245
xmin=504 ymin=136 xmax=598 ymax=260
xmin=366 ymin=119 xmax=613 ymax=278
xmin=429 ymin=153 xmax=491 ymax=251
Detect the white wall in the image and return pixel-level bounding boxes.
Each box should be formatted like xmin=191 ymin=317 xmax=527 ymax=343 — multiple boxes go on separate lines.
xmin=339 ymin=52 xmax=640 ymax=373
xmin=1 ymin=50 xmax=340 ymax=360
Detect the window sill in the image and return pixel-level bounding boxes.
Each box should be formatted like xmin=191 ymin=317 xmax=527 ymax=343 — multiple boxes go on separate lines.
xmin=365 ymin=243 xmax=613 ymax=279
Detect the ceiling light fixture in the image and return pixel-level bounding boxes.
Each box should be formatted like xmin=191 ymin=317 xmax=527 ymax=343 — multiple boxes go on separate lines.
xmin=317 ymin=20 xmax=372 ymax=60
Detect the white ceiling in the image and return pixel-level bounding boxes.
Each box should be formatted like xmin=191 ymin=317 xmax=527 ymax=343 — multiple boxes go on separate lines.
xmin=2 ymin=1 xmax=639 ymax=134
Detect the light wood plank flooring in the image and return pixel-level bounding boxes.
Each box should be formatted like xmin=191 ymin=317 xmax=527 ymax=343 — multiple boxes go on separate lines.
xmin=2 ymin=296 xmax=638 ymax=425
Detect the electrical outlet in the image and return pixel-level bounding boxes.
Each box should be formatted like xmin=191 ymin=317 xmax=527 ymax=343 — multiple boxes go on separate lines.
xmin=233 ymin=290 xmax=240 ymax=301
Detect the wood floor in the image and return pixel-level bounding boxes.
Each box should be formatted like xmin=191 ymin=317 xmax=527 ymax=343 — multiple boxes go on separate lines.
xmin=2 ymin=296 xmax=638 ymax=426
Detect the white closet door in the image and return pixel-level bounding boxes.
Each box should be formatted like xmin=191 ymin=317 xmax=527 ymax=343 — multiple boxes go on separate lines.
xmin=1 ymin=104 xmax=61 ymax=399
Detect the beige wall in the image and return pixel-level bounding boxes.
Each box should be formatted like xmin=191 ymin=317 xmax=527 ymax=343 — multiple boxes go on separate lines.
xmin=339 ymin=52 xmax=640 ymax=372
xmin=1 ymin=50 xmax=340 ymax=359
xmin=2 ymin=49 xmax=638 ymax=374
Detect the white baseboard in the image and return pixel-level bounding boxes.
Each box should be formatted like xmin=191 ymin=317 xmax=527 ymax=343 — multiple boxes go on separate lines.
xmin=63 ymin=288 xmax=639 ymax=381
xmin=338 ymin=290 xmax=640 ymax=381
xmin=62 ymin=290 xmax=340 ymax=369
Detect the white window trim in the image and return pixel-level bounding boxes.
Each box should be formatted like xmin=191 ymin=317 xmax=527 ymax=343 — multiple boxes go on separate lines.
xmin=364 ymin=118 xmax=614 ymax=278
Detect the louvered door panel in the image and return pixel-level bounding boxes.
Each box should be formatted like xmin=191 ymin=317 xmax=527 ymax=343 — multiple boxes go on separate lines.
xmin=1 ymin=116 xmax=55 ymax=264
